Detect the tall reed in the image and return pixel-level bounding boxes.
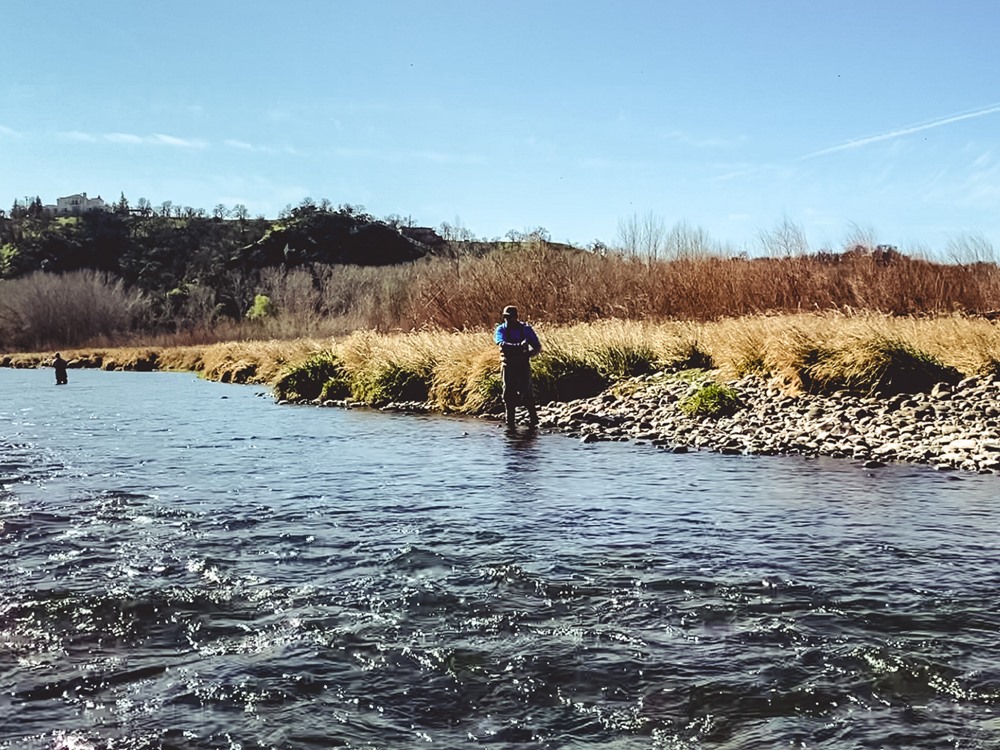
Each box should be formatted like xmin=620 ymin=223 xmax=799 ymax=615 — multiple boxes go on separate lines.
xmin=400 ymin=245 xmax=1000 ymax=330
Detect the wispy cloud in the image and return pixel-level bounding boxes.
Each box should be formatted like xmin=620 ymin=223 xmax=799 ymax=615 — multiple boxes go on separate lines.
xmin=105 ymin=132 xmax=145 ymax=144
xmin=225 ymin=138 xmax=260 ymax=151
xmin=58 ymin=131 xmax=207 ymax=148
xmin=971 ymin=149 xmax=994 ymax=170
xmin=224 ymin=138 xmax=297 ymax=155
xmin=58 ymin=130 xmax=97 ymax=142
xmin=925 ymin=153 xmax=1000 ymax=210
xmin=0 ymin=124 xmax=21 ymax=137
xmin=327 ymin=145 xmax=484 ymax=165
xmin=149 ymin=133 xmax=205 ymax=148
xmin=801 ymin=103 xmax=1000 ymax=159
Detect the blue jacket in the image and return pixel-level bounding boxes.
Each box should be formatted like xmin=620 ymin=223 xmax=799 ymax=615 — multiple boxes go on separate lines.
xmin=495 ymin=320 xmax=541 ymax=360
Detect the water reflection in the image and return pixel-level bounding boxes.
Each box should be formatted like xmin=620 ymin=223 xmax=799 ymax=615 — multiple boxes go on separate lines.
xmin=503 ymin=424 xmax=538 ymax=448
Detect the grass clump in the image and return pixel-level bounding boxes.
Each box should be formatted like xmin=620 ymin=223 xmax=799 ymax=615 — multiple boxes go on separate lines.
xmin=274 ymin=352 xmax=348 ymax=401
xmin=588 ymin=343 xmax=656 ymax=380
xmin=337 ymin=330 xmax=437 ymax=406
xmin=350 ymin=360 xmax=429 ymax=405
xmin=428 ymin=343 xmax=502 ymax=413
xmin=680 ymin=382 xmax=743 ymax=418
xmin=531 ymin=348 xmax=610 ymax=404
xmin=807 ymin=335 xmax=960 ymax=395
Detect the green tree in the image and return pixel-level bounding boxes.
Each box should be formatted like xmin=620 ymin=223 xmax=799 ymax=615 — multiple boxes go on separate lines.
xmin=0 ymin=243 xmax=20 ymax=277
xmin=246 ymin=293 xmax=276 ymax=320
xmin=114 ymin=192 xmax=130 ymax=216
xmin=27 ymin=196 xmax=45 ymax=219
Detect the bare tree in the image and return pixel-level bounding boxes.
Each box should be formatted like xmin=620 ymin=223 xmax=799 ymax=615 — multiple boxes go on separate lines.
xmin=664 ymin=221 xmax=725 ymax=260
xmin=616 ymin=211 xmax=667 ymax=258
xmin=757 ymin=217 xmax=810 ymax=257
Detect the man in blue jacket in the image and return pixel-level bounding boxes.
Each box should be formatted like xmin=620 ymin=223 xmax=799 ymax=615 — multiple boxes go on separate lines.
xmin=494 ymin=305 xmax=542 ymax=428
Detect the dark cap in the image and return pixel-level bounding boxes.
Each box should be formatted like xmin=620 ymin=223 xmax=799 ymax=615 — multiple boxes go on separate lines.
xmin=502 ymin=305 xmax=518 ymax=318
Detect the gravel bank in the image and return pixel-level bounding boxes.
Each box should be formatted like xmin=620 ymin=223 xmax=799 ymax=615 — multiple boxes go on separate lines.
xmin=534 ymin=372 xmax=1000 ymax=474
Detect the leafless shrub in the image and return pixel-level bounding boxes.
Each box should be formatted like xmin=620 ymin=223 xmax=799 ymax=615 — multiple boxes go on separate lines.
xmin=0 ymin=270 xmax=149 ymax=350
xmin=842 ymin=222 xmax=881 ymax=253
xmin=314 ymin=264 xmax=413 ymax=331
xmin=257 ymin=267 xmax=323 ymax=328
xmin=174 ymin=283 xmax=220 ymax=330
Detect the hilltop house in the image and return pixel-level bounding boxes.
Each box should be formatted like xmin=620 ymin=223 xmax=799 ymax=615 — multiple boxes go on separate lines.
xmin=43 ymin=192 xmax=110 ymax=215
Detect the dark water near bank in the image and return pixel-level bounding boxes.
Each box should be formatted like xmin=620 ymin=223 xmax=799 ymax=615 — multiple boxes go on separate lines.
xmin=1 ymin=369 xmax=999 ymax=749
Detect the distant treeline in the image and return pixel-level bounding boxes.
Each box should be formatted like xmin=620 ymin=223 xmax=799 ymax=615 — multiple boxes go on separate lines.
xmin=1 ymin=196 xmax=455 ymax=321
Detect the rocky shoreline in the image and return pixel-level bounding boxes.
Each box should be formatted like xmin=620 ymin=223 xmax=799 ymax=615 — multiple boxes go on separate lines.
xmin=289 ymin=370 xmax=1000 ymax=475
xmin=533 ymin=372 xmax=1000 ymax=474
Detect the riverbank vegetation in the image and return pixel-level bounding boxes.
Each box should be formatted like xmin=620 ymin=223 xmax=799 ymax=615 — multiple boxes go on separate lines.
xmin=270 ymin=314 xmax=1000 ymax=409
xmin=6 ymin=315 xmax=1000 ymax=416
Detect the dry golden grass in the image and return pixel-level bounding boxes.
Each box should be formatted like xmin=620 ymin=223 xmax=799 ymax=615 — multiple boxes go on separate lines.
xmin=270 ymin=314 xmax=1000 ymax=410
xmin=160 ymin=339 xmax=329 ymax=383
xmin=700 ymin=313 xmax=1000 ymax=392
xmin=7 ymin=314 xmax=1000 ymax=410
xmin=0 ymin=347 xmax=162 ymax=371
xmin=885 ymin=316 xmax=1000 ymax=375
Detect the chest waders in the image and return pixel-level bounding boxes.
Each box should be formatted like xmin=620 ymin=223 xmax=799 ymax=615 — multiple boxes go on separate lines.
xmin=500 ymin=340 xmax=538 ymax=428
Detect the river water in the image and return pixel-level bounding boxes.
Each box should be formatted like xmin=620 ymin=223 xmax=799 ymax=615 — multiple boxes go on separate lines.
xmin=1 ymin=368 xmax=998 ymax=749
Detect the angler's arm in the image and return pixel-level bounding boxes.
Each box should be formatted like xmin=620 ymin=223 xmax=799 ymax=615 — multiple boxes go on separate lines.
xmin=527 ymin=329 xmax=542 ymax=356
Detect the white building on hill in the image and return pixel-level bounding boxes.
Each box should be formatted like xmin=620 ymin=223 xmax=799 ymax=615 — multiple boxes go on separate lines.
xmin=43 ymin=193 xmax=110 ymax=215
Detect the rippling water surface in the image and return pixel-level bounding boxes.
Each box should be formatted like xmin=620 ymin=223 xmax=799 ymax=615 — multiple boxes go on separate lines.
xmin=1 ymin=368 xmax=999 ymax=749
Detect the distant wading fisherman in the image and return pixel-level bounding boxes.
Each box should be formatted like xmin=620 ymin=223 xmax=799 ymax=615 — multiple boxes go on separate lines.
xmin=52 ymin=352 xmax=68 ymax=385
xmin=494 ymin=305 xmax=542 ymax=428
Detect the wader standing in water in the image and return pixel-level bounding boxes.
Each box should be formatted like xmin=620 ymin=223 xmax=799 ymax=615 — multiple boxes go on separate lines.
xmin=53 ymin=352 xmax=68 ymax=385
xmin=494 ymin=305 xmax=542 ymax=428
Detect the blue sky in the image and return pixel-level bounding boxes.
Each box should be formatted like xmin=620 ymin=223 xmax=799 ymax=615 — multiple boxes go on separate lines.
xmin=3 ymin=1 xmax=999 ymax=256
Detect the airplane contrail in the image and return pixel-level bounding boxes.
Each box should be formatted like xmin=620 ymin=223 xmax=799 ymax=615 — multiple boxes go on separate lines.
xmin=800 ymin=102 xmax=1000 ymax=159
